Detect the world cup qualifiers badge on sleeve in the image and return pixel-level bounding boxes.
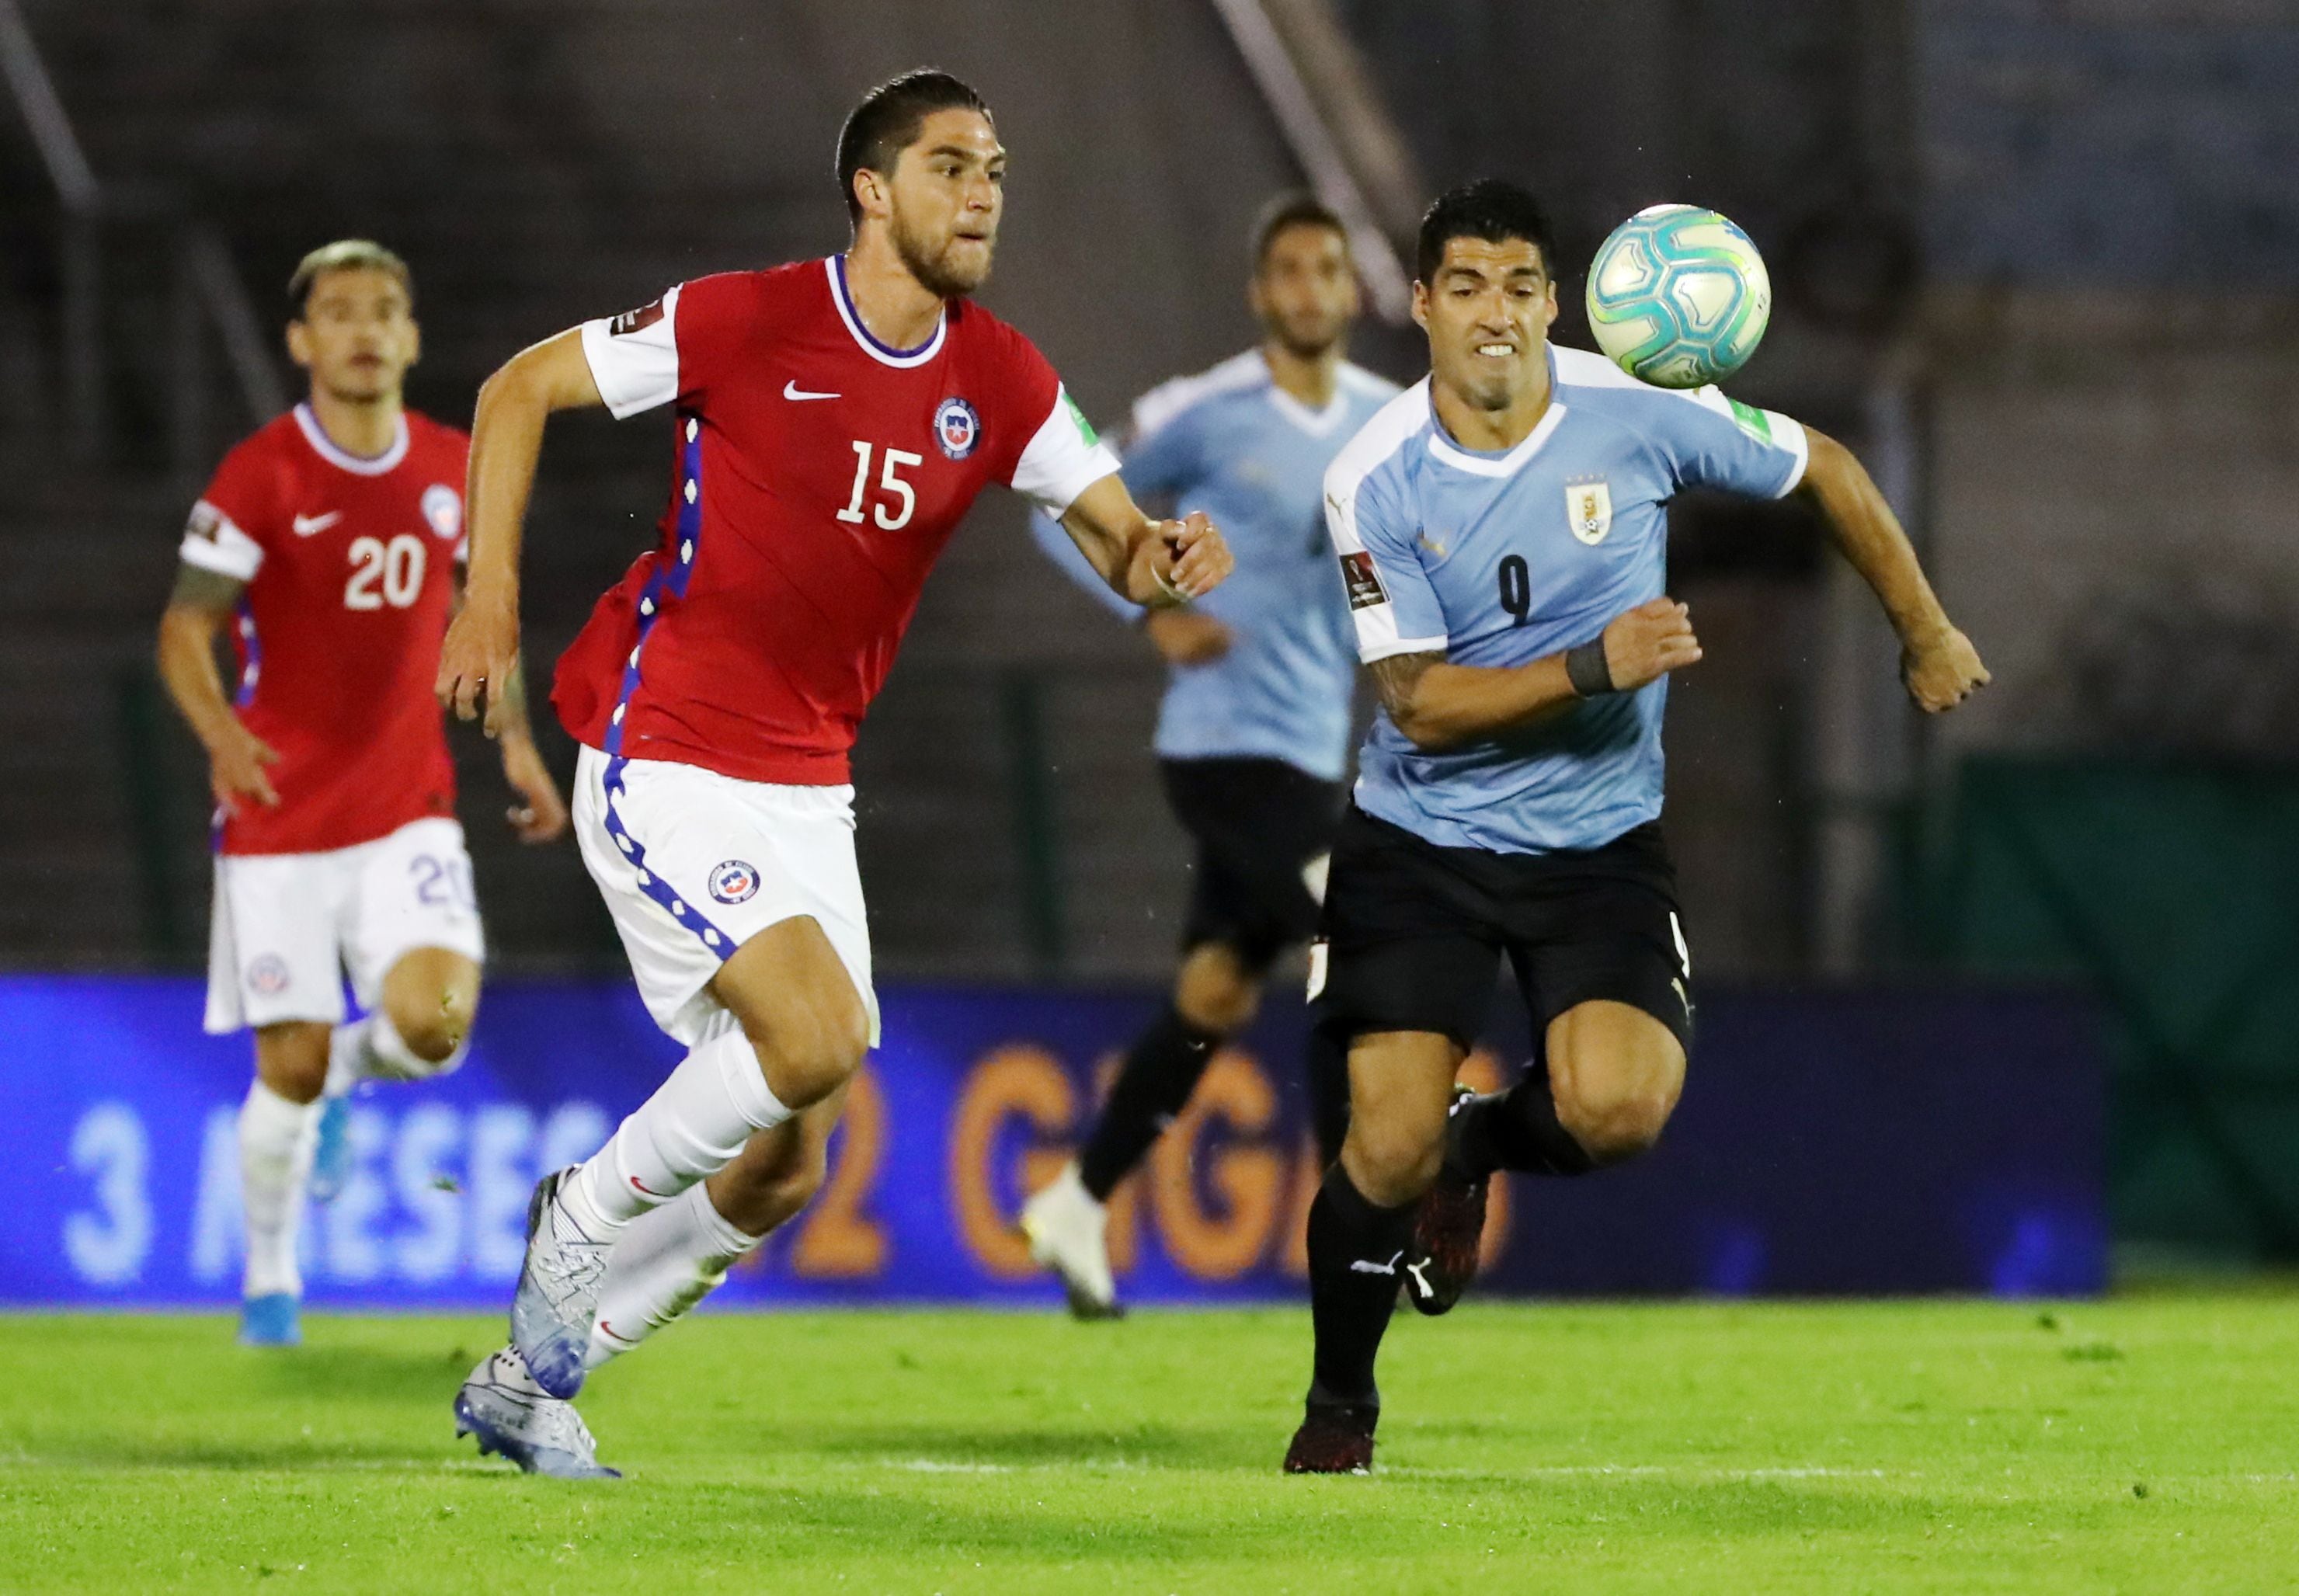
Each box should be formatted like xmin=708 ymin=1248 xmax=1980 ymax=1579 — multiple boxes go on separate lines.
xmin=934 ymin=397 xmax=980 ymax=461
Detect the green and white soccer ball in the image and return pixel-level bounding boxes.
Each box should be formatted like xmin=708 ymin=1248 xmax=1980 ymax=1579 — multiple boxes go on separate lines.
xmin=1585 ymin=204 xmax=1772 ymax=389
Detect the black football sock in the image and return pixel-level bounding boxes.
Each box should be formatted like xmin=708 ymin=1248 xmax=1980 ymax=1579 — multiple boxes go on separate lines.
xmin=1449 ymin=1075 xmax=1597 ymax=1181
xmin=1076 ymin=1005 xmax=1222 ymax=1201
xmin=1305 ymin=1164 xmax=1417 ymax=1408
xmin=1305 ymin=1024 xmax=1352 ymax=1168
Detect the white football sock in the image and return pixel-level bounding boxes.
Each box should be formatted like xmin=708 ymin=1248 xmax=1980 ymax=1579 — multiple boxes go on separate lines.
xmin=238 ymin=1080 xmax=319 ymax=1299
xmin=568 ymin=1024 xmax=791 ymax=1231
xmin=583 ymin=1181 xmax=763 ymax=1369
xmin=328 ymin=1011 xmax=466 ymax=1096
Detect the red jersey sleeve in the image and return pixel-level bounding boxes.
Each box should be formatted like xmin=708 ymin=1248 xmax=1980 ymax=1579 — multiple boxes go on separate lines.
xmin=990 ymin=325 xmax=1122 ymax=516
xmin=179 ymin=433 xmax=283 ymax=581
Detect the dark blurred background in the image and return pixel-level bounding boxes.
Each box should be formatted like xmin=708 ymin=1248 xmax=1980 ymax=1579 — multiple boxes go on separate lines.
xmin=2 ymin=0 xmax=2296 ymax=1267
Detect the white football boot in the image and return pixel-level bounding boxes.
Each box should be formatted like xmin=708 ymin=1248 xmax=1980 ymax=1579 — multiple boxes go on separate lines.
xmin=454 ymin=1346 xmax=620 ymax=1480
xmin=1019 ymin=1162 xmax=1123 ymax=1320
xmin=510 ymin=1167 xmax=616 ymax=1398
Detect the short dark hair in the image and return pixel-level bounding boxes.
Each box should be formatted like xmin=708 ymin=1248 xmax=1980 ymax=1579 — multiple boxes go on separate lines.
xmin=835 ymin=69 xmax=993 ymax=224
xmin=1250 ymin=191 xmax=1348 ymax=271
xmin=1415 ymin=180 xmax=1560 ymax=284
xmin=287 ymin=239 xmax=412 ymax=318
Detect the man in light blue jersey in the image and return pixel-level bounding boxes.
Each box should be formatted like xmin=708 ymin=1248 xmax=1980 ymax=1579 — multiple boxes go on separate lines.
xmin=1283 ymin=181 xmax=1989 ymax=1473
xmin=1020 ymin=196 xmax=1399 ymax=1317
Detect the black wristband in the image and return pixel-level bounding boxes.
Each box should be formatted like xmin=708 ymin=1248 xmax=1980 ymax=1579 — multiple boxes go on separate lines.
xmin=1565 ymin=639 xmax=1616 ymax=697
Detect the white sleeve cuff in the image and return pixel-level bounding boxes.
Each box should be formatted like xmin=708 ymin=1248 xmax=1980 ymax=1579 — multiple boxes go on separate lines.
xmin=1010 ymin=386 xmax=1122 ymax=516
xmin=579 ymin=283 xmax=682 ymax=419
xmin=1355 ymin=612 xmax=1447 ymax=665
xmin=179 ymin=502 xmax=263 ymax=581
xmin=1768 ymin=413 xmax=1810 ymax=497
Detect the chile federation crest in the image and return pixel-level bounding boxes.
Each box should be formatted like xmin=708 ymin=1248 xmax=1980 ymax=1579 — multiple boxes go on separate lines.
xmin=933 ymin=397 xmax=980 ymax=461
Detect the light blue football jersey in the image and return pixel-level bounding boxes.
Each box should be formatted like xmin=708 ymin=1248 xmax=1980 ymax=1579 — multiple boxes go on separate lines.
xmin=1324 ymin=345 xmax=1809 ymax=854
xmin=1031 ymin=350 xmax=1398 ymax=781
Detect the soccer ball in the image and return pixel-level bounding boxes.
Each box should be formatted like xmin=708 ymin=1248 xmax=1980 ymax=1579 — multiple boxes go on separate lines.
xmin=1585 ymin=204 xmax=1772 ymax=389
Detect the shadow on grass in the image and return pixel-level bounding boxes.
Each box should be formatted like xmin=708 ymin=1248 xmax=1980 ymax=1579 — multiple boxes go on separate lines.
xmin=644 ymin=1470 xmax=2016 ymax=1566
xmin=664 ymin=1417 xmax=1247 ymax=1472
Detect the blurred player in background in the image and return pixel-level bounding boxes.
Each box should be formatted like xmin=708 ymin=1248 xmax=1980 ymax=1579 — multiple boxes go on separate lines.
xmin=156 ymin=241 xmax=567 ymax=1350
xmin=435 ymin=70 xmax=1233 ymax=1478
xmin=1017 ymin=194 xmax=1396 ymax=1318
xmin=1285 ymin=182 xmax=1990 ymax=1473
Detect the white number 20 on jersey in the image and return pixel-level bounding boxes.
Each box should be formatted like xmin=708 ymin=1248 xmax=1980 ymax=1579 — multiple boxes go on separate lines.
xmin=837 ymin=441 xmax=925 ymax=531
xmin=343 ymin=534 xmax=426 ymax=610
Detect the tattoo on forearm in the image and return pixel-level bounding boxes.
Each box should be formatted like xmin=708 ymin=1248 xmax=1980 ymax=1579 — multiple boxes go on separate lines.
xmin=1369 ymin=651 xmax=1441 ymax=722
xmin=168 ymin=564 xmax=245 ymax=614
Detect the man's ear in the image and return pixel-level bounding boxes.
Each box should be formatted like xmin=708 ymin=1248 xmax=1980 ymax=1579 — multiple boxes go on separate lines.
xmin=285 ymin=320 xmax=313 ymax=370
xmin=1410 ymin=280 xmax=1430 ymax=331
xmin=852 ymin=165 xmax=890 ymax=222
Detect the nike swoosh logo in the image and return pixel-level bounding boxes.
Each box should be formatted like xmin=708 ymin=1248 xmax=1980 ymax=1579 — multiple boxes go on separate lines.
xmin=783 ymin=381 xmax=840 ymax=402
xmin=291 ymin=512 xmax=341 ymax=537
xmin=629 ymin=1176 xmax=667 ymax=1197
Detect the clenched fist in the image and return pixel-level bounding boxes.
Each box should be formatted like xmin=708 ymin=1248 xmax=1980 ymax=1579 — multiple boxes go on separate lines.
xmin=1901 ymin=626 xmax=1990 ymax=714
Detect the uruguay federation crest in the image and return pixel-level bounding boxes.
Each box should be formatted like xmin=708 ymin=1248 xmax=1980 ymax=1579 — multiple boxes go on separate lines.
xmin=1567 ymin=479 xmax=1613 ymax=546
xmin=708 ymin=860 xmax=760 ymax=905
xmin=933 ymin=397 xmax=980 ymax=461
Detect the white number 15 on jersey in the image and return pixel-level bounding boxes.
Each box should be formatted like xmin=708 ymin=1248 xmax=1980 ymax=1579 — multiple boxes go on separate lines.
xmin=837 ymin=441 xmax=924 ymax=532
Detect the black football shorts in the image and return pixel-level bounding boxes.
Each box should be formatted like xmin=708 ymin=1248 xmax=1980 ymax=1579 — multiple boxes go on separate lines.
xmin=1313 ymin=805 xmax=1694 ymax=1055
xmin=1160 ymin=756 xmax=1344 ymax=975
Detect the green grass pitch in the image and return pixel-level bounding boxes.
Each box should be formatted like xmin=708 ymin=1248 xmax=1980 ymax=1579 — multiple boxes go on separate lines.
xmin=3 ymin=1295 xmax=2295 ymax=1591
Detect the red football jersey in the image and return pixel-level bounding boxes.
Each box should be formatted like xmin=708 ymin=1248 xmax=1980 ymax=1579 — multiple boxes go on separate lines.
xmin=180 ymin=405 xmax=468 ymax=854
xmin=553 ymin=257 xmax=1118 ymax=785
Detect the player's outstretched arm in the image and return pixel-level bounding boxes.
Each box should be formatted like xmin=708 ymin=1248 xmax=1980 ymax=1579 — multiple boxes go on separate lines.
xmin=1796 ymin=427 xmax=1989 ymax=714
xmin=1371 ymin=599 xmax=1703 ymax=753
xmin=438 ymin=329 xmax=604 ymax=735
xmin=157 ymin=565 xmax=280 ymax=810
xmin=1056 ymin=475 xmax=1233 ymax=608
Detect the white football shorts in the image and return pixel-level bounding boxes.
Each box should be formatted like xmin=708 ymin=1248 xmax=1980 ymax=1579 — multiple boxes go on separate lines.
xmin=572 ymin=746 xmax=879 ymax=1049
xmin=204 ymin=815 xmax=486 ymax=1033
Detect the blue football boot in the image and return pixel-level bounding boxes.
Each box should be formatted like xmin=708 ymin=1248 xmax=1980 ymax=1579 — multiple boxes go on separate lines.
xmin=238 ymin=1292 xmax=301 ymax=1347
xmin=309 ymin=1094 xmax=353 ymax=1205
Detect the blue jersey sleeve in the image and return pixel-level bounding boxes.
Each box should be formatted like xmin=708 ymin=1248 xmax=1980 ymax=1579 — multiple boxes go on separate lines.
xmin=1324 ymin=453 xmax=1449 ymax=663
xmin=1652 ymin=384 xmax=1808 ymax=498
xmin=1115 ymin=398 xmax=1202 ymax=506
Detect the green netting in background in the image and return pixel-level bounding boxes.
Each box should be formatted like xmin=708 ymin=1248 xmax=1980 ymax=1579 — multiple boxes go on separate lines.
xmin=1925 ymin=758 xmax=2299 ymax=1265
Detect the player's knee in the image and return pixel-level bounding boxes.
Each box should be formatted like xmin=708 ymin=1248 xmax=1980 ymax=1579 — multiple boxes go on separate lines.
xmin=1344 ymin=1114 xmax=1445 ymax=1207
xmin=747 ymin=994 xmax=868 ymax=1110
xmin=1174 ymin=948 xmax=1261 ymax=1035
xmin=253 ymin=1023 xmax=330 ymax=1103
xmin=1556 ymin=1083 xmax=1674 ymax=1165
xmin=385 ymin=995 xmax=468 ymax=1065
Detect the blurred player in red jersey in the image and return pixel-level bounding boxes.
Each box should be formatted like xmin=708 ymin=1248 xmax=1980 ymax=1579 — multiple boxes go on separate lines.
xmin=435 ymin=71 xmax=1233 ymax=1477
xmin=157 ymin=241 xmax=568 ymax=1351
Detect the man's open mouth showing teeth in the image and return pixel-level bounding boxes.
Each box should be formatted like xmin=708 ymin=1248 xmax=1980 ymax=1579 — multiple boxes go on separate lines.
xmin=1476 ymin=342 xmax=1514 ymax=356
